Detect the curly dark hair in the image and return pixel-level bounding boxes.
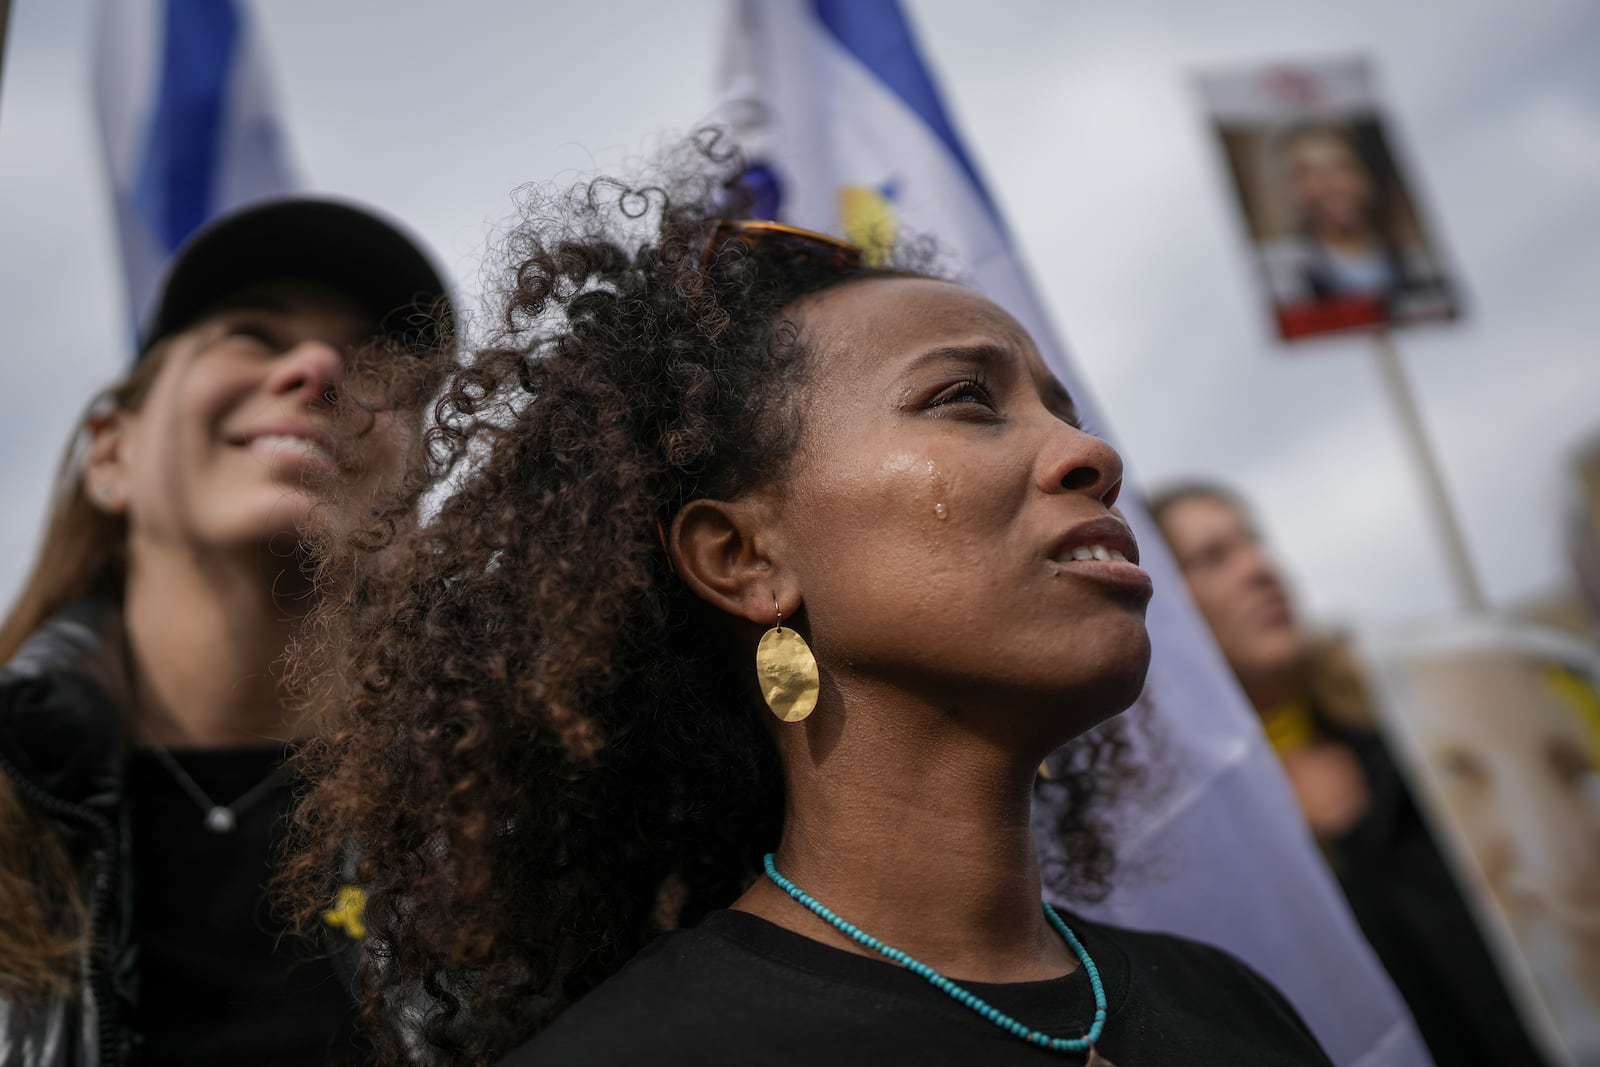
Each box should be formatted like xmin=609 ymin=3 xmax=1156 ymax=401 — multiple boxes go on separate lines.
xmin=283 ymin=132 xmax=1140 ymax=1065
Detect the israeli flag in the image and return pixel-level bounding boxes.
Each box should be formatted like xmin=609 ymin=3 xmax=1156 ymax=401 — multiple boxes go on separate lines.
xmin=93 ymin=0 xmax=298 ymax=339
xmin=719 ymin=4 xmax=1429 ymax=1064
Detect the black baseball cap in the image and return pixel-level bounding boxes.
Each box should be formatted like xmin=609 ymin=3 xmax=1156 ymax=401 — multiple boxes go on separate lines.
xmin=140 ymin=197 xmax=452 ymax=355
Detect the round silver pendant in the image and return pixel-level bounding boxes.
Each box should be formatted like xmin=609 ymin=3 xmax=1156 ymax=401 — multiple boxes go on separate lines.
xmin=204 ymin=806 xmax=237 ymax=833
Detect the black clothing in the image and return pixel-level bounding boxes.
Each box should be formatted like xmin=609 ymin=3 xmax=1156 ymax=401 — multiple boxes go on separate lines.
xmin=0 ymin=601 xmax=362 ymax=1067
xmin=502 ymin=909 xmax=1333 ymax=1066
xmin=1324 ymin=724 xmax=1551 ymax=1067
xmin=126 ymin=748 xmax=362 ymax=1066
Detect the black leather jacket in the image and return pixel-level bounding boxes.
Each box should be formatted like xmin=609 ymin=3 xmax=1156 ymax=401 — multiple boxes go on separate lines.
xmin=0 ymin=600 xmax=137 ymax=1067
xmin=0 ymin=600 xmax=371 ymax=1066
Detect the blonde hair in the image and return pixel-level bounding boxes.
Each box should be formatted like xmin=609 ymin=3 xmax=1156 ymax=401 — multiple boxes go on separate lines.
xmin=0 ymin=345 xmax=168 ymax=1001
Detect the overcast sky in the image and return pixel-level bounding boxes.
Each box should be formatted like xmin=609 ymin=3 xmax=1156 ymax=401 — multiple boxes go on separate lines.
xmin=2 ymin=0 xmax=1597 ymax=627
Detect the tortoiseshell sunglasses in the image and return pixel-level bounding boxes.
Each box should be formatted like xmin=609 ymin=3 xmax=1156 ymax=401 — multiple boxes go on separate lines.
xmin=697 ymin=219 xmax=863 ymax=271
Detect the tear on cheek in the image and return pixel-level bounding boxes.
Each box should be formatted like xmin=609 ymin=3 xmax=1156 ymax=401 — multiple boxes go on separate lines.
xmin=927 ymin=458 xmax=949 ymax=522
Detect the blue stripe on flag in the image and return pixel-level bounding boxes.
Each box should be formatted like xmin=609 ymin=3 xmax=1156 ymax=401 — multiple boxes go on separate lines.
xmin=132 ymin=0 xmax=240 ymax=253
xmin=810 ymin=0 xmax=994 ymax=213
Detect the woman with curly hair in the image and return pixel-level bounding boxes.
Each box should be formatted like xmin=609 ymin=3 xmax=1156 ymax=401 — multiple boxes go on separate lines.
xmin=287 ymin=144 xmax=1333 ymax=1066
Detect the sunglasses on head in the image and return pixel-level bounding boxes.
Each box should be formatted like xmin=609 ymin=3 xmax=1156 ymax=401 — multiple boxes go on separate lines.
xmin=698 ymin=219 xmax=864 ymax=271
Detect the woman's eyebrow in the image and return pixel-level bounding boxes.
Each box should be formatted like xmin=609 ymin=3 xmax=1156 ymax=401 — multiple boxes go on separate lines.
xmin=213 ymin=294 xmax=291 ymax=316
xmin=902 ymin=343 xmax=1014 ymax=376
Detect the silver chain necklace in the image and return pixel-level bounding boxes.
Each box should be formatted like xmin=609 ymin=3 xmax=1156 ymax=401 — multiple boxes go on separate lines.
xmin=140 ymin=740 xmax=288 ymax=833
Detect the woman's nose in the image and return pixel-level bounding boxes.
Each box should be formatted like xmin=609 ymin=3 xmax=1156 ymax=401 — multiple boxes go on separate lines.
xmin=265 ymin=338 xmax=344 ymax=404
xmin=1042 ymin=425 xmax=1123 ymax=508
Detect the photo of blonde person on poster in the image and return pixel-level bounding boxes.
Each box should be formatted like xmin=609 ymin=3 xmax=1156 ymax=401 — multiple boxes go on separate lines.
xmin=1364 ymin=621 xmax=1600 ymax=1066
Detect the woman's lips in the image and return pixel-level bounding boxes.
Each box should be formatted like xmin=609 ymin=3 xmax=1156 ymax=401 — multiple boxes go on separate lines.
xmin=245 ymin=432 xmax=338 ymax=474
xmin=1051 ymin=553 xmax=1154 ymax=601
xmin=1048 ymin=517 xmax=1152 ymax=600
xmin=1049 ymin=514 xmax=1141 ymax=566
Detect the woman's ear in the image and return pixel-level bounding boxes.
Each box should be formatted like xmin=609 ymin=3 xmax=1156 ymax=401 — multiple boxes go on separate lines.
xmin=671 ymin=495 xmax=787 ymax=627
xmin=82 ymin=410 xmax=132 ymax=516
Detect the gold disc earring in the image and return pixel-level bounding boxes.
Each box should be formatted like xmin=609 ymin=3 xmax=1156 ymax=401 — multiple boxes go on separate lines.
xmin=755 ymin=596 xmax=819 ymax=723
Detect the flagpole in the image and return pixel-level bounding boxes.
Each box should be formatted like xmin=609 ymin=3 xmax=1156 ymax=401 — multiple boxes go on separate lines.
xmin=1371 ymin=329 xmax=1487 ymax=612
xmin=0 ymin=0 xmax=13 ymax=106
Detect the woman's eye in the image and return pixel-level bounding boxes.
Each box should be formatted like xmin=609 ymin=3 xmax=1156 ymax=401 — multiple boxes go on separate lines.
xmin=221 ymin=321 xmax=280 ymax=347
xmin=928 ymin=379 xmax=996 ymax=413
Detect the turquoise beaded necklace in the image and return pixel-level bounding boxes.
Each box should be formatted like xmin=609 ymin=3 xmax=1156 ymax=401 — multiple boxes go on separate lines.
xmin=762 ymin=853 xmax=1110 ymax=1057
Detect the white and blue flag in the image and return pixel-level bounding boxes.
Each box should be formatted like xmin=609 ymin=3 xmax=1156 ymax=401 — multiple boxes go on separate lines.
xmin=93 ymin=0 xmax=298 ymax=339
xmin=719 ymin=4 xmax=1429 ymax=1064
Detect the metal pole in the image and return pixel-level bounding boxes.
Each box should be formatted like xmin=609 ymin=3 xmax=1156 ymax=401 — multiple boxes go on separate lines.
xmin=0 ymin=0 xmax=12 ymax=110
xmin=1371 ymin=329 xmax=1488 ymax=613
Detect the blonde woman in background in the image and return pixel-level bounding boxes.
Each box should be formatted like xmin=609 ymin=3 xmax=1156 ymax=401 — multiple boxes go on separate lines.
xmin=0 ymin=199 xmax=447 ymax=1067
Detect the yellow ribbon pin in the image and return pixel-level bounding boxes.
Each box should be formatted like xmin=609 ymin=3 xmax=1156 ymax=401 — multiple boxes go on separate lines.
xmin=322 ymin=885 xmax=368 ymax=940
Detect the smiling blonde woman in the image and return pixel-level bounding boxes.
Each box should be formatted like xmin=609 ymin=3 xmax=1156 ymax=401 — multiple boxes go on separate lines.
xmin=0 ymin=198 xmax=448 ymax=1067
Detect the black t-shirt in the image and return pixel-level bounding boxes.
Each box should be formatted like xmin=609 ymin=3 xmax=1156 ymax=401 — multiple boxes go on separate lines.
xmin=126 ymin=745 xmax=365 ymax=1066
xmin=501 ymin=908 xmax=1333 ymax=1066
